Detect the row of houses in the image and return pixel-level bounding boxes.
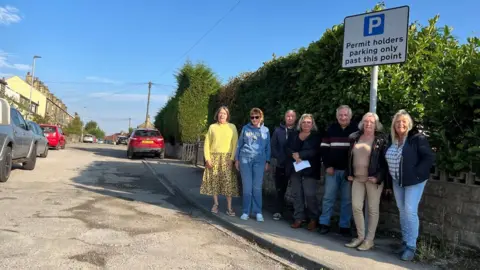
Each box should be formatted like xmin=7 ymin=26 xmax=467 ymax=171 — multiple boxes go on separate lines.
xmin=0 ymin=73 xmax=73 ymax=127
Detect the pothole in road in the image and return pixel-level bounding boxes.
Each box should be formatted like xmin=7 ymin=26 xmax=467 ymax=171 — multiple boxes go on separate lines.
xmin=69 ymin=250 xmax=108 ymax=267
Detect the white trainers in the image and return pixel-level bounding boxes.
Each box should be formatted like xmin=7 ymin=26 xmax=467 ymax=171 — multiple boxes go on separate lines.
xmin=256 ymin=213 xmax=264 ymax=222
xmin=240 ymin=213 xmax=249 ymax=220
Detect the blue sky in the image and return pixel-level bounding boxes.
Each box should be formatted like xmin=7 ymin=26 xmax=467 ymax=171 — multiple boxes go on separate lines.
xmin=1 ymin=0 xmax=478 ymax=134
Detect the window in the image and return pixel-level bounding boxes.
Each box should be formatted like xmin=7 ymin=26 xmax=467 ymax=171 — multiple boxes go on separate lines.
xmin=134 ymin=130 xmax=161 ymax=137
xmin=10 ymin=109 xmax=27 ymax=130
xmin=41 ymin=126 xmax=56 ymax=133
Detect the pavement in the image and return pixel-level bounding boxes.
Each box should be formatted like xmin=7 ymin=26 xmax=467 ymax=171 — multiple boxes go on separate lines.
xmin=144 ymin=159 xmax=436 ymax=270
xmin=0 ymin=143 xmax=289 ymax=269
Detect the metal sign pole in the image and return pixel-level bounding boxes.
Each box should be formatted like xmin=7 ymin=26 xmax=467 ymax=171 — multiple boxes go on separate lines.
xmin=369 ymin=65 xmax=379 ymax=113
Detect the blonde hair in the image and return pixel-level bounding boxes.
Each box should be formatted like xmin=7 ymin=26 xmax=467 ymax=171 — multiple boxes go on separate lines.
xmin=297 ymin=113 xmax=318 ymax=131
xmin=358 ymin=112 xmax=383 ymax=131
xmin=250 ymin=107 xmax=264 ymax=123
xmin=214 ymin=106 xmax=230 ymax=122
xmin=391 ymin=109 xmax=413 ymax=143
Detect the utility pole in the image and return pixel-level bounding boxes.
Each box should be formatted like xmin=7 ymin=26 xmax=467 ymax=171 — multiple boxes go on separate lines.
xmin=128 ymin=117 xmax=131 ymax=131
xmin=145 ymin=81 xmax=152 ymax=126
xmin=28 ymin=55 xmax=41 ymax=120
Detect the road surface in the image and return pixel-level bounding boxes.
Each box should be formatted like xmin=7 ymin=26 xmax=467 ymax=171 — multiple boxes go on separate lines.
xmin=0 ymin=143 xmax=289 ymax=269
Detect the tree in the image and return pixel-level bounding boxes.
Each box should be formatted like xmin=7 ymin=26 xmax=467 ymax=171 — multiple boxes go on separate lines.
xmin=128 ymin=127 xmax=134 ymax=134
xmin=84 ymin=120 xmax=106 ymax=139
xmin=64 ymin=115 xmax=83 ymax=135
xmin=154 ymin=61 xmax=221 ymax=143
xmin=84 ymin=121 xmax=98 ymax=131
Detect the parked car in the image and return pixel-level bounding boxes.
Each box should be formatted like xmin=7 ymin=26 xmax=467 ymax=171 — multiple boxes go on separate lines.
xmin=127 ymin=128 xmax=165 ymax=159
xmin=83 ymin=134 xmax=94 ymax=143
xmin=40 ymin=124 xmax=66 ymax=150
xmin=0 ymin=99 xmax=38 ymax=182
xmin=98 ymin=139 xmax=104 ymax=144
xmin=117 ymin=136 xmax=128 ymax=145
xmin=27 ymin=121 xmax=49 ymax=158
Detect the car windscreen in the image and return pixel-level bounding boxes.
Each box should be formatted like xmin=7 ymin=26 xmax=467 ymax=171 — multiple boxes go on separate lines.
xmin=41 ymin=126 xmax=56 ymax=133
xmin=134 ymin=130 xmax=161 ymax=137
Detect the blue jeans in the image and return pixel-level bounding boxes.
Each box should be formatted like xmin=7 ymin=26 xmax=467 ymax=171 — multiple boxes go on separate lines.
xmin=393 ymin=180 xmax=427 ymax=249
xmin=319 ymin=170 xmax=352 ymax=228
xmin=239 ymin=157 xmax=265 ymax=215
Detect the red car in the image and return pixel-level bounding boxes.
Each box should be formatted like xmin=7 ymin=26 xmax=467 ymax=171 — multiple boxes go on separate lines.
xmin=127 ymin=128 xmax=164 ymax=159
xmin=40 ymin=124 xmax=66 ymax=150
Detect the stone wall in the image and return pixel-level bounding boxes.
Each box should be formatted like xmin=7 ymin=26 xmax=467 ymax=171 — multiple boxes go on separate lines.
xmin=263 ymin=159 xmax=480 ymax=249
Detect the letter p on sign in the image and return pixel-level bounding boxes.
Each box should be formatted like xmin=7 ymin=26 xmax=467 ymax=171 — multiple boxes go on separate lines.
xmin=364 ymin=14 xmax=385 ymax=36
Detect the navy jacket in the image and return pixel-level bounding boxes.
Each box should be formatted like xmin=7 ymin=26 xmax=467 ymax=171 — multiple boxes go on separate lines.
xmin=271 ymin=123 xmax=296 ymax=168
xmin=285 ymin=131 xmax=321 ymax=179
xmin=385 ymin=129 xmax=435 ymax=189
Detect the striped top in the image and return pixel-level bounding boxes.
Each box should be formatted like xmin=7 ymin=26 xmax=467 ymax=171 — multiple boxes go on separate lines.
xmin=321 ymin=122 xmax=359 ymax=170
xmin=385 ymin=139 xmax=406 ymax=182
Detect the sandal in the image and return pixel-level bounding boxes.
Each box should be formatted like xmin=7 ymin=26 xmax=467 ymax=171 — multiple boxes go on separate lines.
xmin=211 ymin=204 xmax=219 ymax=214
xmin=226 ymin=209 xmax=236 ymax=217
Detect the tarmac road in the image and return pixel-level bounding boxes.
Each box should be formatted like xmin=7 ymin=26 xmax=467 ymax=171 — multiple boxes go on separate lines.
xmin=0 ymin=143 xmax=291 ymax=269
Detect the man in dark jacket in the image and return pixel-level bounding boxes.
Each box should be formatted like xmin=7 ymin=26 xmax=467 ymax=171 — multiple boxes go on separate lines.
xmin=270 ymin=109 xmax=297 ymax=220
xmin=319 ymin=105 xmax=359 ymax=236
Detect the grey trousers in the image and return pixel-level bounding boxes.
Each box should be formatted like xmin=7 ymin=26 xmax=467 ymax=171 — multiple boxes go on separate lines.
xmin=290 ymin=172 xmax=319 ymax=221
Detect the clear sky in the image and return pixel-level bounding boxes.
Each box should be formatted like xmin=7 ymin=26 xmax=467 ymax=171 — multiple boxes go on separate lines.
xmin=1 ymin=0 xmax=478 ymax=134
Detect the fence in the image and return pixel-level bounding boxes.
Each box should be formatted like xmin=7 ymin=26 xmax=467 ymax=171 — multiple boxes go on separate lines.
xmin=167 ymin=141 xmax=480 ymax=249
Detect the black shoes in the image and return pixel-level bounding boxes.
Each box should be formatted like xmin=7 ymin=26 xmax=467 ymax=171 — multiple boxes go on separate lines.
xmin=339 ymin=227 xmax=352 ymax=237
xmin=319 ymin=225 xmax=330 ymax=234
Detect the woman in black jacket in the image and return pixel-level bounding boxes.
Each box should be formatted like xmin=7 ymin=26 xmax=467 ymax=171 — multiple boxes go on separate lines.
xmin=344 ymin=112 xmax=388 ymax=251
xmin=385 ymin=110 xmax=434 ymax=261
xmin=285 ymin=113 xmax=321 ymax=231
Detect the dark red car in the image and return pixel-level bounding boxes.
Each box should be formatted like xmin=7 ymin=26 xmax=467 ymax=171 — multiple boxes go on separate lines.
xmin=40 ymin=124 xmax=66 ymax=150
xmin=127 ymin=128 xmax=164 ymax=159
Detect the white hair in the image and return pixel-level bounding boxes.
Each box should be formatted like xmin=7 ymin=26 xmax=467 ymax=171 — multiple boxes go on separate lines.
xmin=391 ymin=109 xmax=413 ymax=143
xmin=336 ymin=105 xmax=352 ymax=118
xmin=297 ymin=113 xmax=318 ymax=131
xmin=358 ymin=112 xmax=383 ymax=131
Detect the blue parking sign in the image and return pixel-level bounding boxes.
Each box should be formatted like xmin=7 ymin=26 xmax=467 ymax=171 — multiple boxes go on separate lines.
xmin=364 ymin=14 xmax=385 ymax=36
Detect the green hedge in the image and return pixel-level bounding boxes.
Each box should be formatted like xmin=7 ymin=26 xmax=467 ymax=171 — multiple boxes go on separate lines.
xmin=157 ymin=6 xmax=479 ymax=172
xmin=155 ymin=61 xmax=221 ymax=143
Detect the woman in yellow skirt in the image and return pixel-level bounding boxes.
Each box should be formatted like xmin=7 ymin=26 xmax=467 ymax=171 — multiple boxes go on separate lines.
xmin=200 ymin=106 xmax=239 ymax=216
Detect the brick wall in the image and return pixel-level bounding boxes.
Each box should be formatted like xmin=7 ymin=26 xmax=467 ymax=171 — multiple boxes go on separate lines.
xmin=264 ymin=159 xmax=480 ymax=249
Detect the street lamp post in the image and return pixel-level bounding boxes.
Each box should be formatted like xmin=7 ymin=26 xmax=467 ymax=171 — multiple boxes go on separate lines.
xmin=28 ymin=55 xmax=41 ymax=120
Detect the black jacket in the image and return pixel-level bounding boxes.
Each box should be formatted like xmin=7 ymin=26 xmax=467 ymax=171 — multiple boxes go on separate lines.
xmin=271 ymin=123 xmax=296 ymax=168
xmin=345 ymin=131 xmax=388 ymax=185
xmin=285 ymin=131 xmax=321 ymax=179
xmin=385 ymin=129 xmax=435 ymax=189
xmin=321 ymin=122 xmax=359 ymax=170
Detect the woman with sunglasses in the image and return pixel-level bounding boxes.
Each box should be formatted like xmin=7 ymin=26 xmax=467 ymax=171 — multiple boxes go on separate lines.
xmin=235 ymin=108 xmax=271 ymax=222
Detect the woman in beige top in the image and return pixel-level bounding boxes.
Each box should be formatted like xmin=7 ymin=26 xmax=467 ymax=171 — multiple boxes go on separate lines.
xmin=344 ymin=112 xmax=388 ymax=251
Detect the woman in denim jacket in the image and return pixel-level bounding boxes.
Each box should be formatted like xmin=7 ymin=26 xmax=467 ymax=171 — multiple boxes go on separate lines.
xmin=385 ymin=110 xmax=434 ymax=261
xmin=235 ymin=108 xmax=271 ymax=222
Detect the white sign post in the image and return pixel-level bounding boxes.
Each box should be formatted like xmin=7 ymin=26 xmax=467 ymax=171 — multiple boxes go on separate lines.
xmin=342 ymin=6 xmax=409 ymax=113
xmin=342 ymin=6 xmax=409 ymax=233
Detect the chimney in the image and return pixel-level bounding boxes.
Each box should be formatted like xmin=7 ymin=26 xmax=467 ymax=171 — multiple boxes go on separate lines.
xmin=33 ymin=77 xmax=40 ymax=89
xmin=26 ymin=72 xmax=33 ymax=85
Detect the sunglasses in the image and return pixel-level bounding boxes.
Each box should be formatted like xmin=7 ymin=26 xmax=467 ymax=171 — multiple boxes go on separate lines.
xmin=250 ymin=116 xmax=260 ymax=120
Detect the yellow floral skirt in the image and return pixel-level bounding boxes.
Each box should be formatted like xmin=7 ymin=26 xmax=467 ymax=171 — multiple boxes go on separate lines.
xmin=200 ymin=152 xmax=239 ymax=197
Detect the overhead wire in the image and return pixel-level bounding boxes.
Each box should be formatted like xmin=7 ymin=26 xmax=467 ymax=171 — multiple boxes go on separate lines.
xmin=156 ymin=0 xmax=242 ymax=79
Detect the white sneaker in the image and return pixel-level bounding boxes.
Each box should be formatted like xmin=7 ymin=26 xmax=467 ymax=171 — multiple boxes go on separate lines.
xmin=256 ymin=213 xmax=264 ymax=222
xmin=240 ymin=213 xmax=249 ymax=220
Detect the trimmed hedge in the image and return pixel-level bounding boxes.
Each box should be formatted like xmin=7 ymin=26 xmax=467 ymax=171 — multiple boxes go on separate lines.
xmin=155 ymin=61 xmax=221 ymax=143
xmin=157 ymin=6 xmax=480 ymax=172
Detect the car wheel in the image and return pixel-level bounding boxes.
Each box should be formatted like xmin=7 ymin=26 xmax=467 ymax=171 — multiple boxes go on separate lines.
xmin=55 ymin=143 xmax=60 ymax=150
xmin=61 ymin=142 xmax=66 ymax=149
xmin=127 ymin=147 xmax=135 ymax=159
xmin=40 ymin=145 xmax=49 ymax=158
xmin=23 ymin=145 xmax=37 ymax=170
xmin=0 ymin=146 xmax=12 ymax=182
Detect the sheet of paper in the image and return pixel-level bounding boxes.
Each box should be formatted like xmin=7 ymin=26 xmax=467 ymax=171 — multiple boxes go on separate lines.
xmin=293 ymin=160 xmax=311 ymax=172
